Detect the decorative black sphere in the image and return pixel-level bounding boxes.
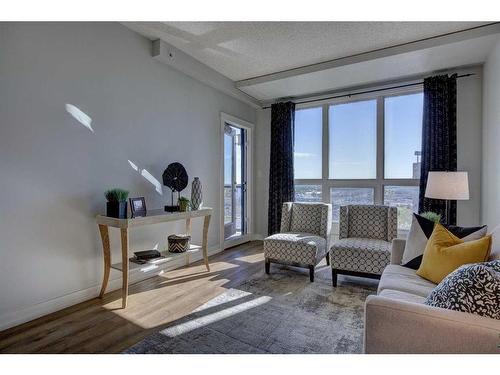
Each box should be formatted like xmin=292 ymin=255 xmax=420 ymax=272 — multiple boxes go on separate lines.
xmin=162 ymin=162 xmax=188 ymax=192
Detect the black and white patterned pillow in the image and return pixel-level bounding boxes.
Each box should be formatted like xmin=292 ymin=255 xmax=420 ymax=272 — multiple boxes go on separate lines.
xmin=401 ymin=214 xmax=487 ymax=269
xmin=425 ymin=260 xmax=500 ymax=320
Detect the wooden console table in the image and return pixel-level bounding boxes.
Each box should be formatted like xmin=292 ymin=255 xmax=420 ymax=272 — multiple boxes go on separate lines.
xmin=96 ymin=208 xmax=212 ymax=308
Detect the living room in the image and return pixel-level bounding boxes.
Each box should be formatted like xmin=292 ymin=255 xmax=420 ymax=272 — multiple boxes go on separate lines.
xmin=1 ymin=1 xmax=499 ymax=373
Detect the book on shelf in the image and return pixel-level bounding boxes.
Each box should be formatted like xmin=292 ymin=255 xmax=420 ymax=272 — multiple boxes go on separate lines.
xmin=130 ymin=250 xmax=166 ymax=265
xmin=130 ymin=255 xmax=167 ymax=265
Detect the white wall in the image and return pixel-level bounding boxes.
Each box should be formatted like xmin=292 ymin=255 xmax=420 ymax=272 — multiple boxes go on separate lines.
xmin=0 ymin=22 xmax=256 ymax=329
xmin=253 ymin=69 xmax=484 ymax=237
xmin=254 ymin=108 xmax=271 ymax=237
xmin=456 ymin=66 xmax=483 ymax=227
xmin=482 ymin=37 xmax=500 ymax=228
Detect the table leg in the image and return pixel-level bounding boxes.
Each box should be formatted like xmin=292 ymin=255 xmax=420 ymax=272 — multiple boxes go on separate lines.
xmin=120 ymin=228 xmax=129 ymax=309
xmin=202 ymin=214 xmax=211 ymax=272
xmin=98 ymin=224 xmax=111 ymax=298
xmin=185 ymin=217 xmax=192 ymax=236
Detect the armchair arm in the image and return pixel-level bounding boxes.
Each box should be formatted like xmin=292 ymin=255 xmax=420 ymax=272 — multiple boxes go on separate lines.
xmin=387 ymin=207 xmax=398 ymax=242
xmin=280 ymin=202 xmax=293 ymax=232
xmin=391 ymin=238 xmax=406 ymax=265
xmin=320 ymin=204 xmax=332 ymax=242
xmin=364 ymin=295 xmax=500 ymax=353
xmin=339 ymin=206 xmax=349 ymax=239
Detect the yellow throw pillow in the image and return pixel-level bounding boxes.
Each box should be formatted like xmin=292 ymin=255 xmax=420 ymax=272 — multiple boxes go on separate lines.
xmin=416 ymin=223 xmax=491 ymax=284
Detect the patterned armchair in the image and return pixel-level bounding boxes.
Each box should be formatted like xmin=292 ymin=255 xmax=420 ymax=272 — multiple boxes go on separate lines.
xmin=264 ymin=202 xmax=332 ymax=282
xmin=330 ymin=205 xmax=397 ymax=287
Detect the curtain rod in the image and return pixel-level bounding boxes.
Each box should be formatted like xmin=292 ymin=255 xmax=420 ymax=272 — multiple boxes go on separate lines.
xmin=262 ymin=73 xmax=475 ymax=109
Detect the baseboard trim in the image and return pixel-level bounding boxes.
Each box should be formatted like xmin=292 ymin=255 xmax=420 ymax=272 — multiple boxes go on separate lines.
xmin=0 ymin=245 xmax=221 ymax=332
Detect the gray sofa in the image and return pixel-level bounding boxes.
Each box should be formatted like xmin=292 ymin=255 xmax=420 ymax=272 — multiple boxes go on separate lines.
xmin=364 ymin=238 xmax=500 ymax=354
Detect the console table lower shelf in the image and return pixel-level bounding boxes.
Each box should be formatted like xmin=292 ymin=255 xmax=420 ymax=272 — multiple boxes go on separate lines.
xmin=96 ymin=208 xmax=212 ymax=309
xmin=110 ymin=244 xmax=202 ymax=272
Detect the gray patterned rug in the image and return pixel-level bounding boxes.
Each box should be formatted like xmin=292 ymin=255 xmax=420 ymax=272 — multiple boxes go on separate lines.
xmin=124 ymin=265 xmax=377 ymax=354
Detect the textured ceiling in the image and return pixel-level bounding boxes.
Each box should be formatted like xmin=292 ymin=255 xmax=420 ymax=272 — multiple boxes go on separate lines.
xmin=240 ymin=33 xmax=498 ymax=101
xmin=123 ymin=22 xmax=487 ymax=81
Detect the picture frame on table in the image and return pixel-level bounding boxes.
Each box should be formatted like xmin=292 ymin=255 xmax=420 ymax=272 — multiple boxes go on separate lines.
xmin=129 ymin=197 xmax=146 ymax=217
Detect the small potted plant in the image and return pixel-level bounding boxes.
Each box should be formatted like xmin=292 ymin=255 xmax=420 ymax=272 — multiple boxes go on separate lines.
xmin=420 ymin=211 xmax=442 ymax=223
xmin=105 ymin=188 xmax=129 ymax=218
xmin=178 ymin=196 xmax=190 ymax=212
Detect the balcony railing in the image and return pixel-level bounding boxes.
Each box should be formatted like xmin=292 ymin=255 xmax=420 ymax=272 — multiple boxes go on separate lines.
xmin=224 ymin=184 xmax=243 ymax=231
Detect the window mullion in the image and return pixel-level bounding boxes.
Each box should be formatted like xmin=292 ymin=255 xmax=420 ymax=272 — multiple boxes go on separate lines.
xmin=375 ymin=96 xmax=384 ymax=206
xmin=322 ymin=103 xmax=329 ymax=203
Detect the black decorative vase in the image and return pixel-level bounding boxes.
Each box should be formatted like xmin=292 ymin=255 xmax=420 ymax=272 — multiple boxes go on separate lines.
xmin=107 ymin=201 xmax=128 ymax=218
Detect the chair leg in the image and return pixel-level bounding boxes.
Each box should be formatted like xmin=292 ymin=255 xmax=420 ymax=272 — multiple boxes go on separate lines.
xmin=332 ymin=269 xmax=338 ymax=287
xmin=265 ymin=259 xmax=270 ymax=274
xmin=309 ymin=265 xmax=315 ymax=282
xmin=325 ymin=253 xmax=330 ymax=266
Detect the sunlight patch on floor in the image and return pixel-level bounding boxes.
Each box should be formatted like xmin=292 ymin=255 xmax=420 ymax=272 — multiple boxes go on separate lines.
xmin=192 ymin=288 xmax=252 ymax=313
xmin=202 ymin=261 xmax=239 ymax=272
xmin=233 ymin=254 xmax=263 ymax=264
xmin=159 ymin=293 xmax=272 ymax=338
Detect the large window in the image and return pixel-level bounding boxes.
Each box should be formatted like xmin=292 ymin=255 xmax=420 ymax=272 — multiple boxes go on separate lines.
xmin=295 ymin=185 xmax=322 ymax=203
xmin=294 ymin=90 xmax=423 ymax=231
xmin=329 ymin=100 xmax=377 ymax=179
xmin=384 ymin=93 xmax=423 ymax=179
xmin=383 ymin=186 xmax=419 ymax=231
xmin=330 ymin=188 xmax=374 ymax=222
xmin=294 ymin=107 xmax=322 ymax=179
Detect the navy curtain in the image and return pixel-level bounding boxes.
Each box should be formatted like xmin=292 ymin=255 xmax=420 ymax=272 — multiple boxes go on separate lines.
xmin=268 ymin=102 xmax=295 ymax=235
xmin=418 ymin=74 xmax=458 ymax=225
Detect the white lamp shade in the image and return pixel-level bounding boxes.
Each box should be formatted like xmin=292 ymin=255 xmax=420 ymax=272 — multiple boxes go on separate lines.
xmin=425 ymin=171 xmax=469 ymax=200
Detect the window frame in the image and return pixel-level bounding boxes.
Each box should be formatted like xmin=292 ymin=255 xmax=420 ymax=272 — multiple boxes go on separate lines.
xmin=293 ymin=86 xmax=423 ymax=233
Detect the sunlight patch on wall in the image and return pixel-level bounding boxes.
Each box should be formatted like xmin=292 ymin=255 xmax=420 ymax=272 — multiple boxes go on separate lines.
xmin=65 ymin=104 xmax=94 ymax=133
xmin=128 ymin=160 xmax=163 ymax=195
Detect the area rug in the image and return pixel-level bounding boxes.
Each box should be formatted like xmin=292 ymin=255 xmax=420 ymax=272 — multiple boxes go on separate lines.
xmin=124 ymin=265 xmax=377 ymax=354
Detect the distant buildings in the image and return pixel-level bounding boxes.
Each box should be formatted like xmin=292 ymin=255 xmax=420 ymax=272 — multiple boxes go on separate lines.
xmin=413 ymin=151 xmax=421 ymax=179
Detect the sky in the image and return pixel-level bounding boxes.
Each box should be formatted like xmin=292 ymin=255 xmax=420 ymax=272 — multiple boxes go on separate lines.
xmin=294 ymin=92 xmax=423 ymax=179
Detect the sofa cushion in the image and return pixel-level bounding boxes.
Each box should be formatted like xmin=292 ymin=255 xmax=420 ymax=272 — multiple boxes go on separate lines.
xmin=402 ymin=213 xmax=487 ymax=270
xmin=379 ymin=289 xmax=427 ymax=305
xmin=416 ymin=224 xmax=492 ymax=284
xmin=330 ymin=238 xmax=391 ymax=275
xmin=426 ymin=260 xmax=500 ymax=320
xmin=488 ymin=224 xmax=500 ymax=261
xmin=378 ymin=264 xmax=436 ymax=297
xmin=264 ymin=232 xmax=326 ymax=266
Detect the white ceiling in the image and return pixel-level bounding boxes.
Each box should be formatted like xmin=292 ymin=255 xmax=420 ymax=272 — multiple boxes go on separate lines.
xmin=123 ymin=22 xmax=499 ymax=103
xmin=124 ymin=22 xmax=486 ymax=81
xmin=242 ymin=33 xmax=500 ymax=101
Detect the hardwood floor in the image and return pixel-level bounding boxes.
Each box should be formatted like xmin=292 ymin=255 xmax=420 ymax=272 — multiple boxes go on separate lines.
xmin=0 ymin=241 xmax=283 ymax=354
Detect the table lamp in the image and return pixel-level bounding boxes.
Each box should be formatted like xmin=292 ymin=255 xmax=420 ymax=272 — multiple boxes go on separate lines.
xmin=424 ymin=171 xmax=469 ymax=224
